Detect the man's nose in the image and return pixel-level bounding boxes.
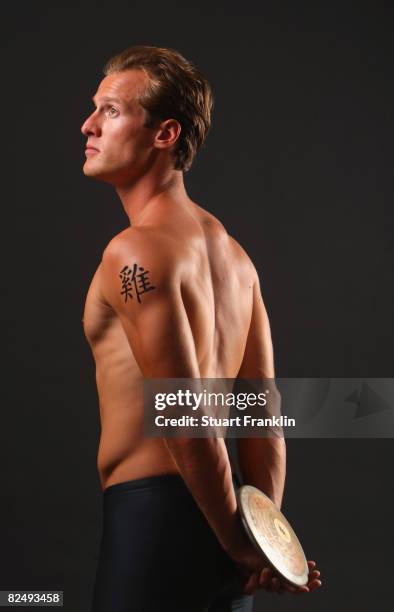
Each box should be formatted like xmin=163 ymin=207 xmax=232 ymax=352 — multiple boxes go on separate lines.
xmin=81 ymin=111 xmax=101 ymax=136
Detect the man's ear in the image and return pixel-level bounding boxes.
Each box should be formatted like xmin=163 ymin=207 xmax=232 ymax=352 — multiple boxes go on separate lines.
xmin=154 ymin=118 xmax=182 ymax=150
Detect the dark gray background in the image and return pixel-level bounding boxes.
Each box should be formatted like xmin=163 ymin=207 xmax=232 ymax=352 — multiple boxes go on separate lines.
xmin=0 ymin=1 xmax=393 ymax=610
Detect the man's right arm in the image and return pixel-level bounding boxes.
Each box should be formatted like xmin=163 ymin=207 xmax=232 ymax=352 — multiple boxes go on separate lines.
xmin=236 ymin=268 xmax=286 ymax=509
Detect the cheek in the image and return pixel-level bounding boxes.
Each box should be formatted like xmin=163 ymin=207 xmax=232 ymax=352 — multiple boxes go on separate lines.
xmin=102 ymin=133 xmax=132 ymax=160
xmin=103 ymin=122 xmax=152 ymax=163
xmin=118 ymin=136 xmax=150 ymax=162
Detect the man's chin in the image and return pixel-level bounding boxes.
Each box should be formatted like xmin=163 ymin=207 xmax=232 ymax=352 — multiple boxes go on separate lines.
xmin=83 ymin=162 xmax=106 ymax=179
xmin=82 ymin=160 xmax=136 ymax=186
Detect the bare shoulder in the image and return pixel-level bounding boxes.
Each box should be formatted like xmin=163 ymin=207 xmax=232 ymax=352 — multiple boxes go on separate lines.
xmin=227 ymin=233 xmax=259 ymax=284
xmin=99 ymin=226 xmax=180 ymax=311
xmin=192 ymin=203 xmax=260 ymax=288
xmin=192 ymin=201 xmax=257 ymax=276
xmin=102 ymin=226 xmax=177 ymax=278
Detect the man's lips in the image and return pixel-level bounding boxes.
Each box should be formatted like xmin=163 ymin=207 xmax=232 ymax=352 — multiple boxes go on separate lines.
xmin=85 ymin=146 xmax=99 ymax=151
xmin=85 ymin=146 xmax=99 ymax=156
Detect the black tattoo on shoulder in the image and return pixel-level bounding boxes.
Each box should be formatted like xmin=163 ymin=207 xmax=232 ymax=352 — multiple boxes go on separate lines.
xmin=119 ymin=263 xmax=156 ymax=304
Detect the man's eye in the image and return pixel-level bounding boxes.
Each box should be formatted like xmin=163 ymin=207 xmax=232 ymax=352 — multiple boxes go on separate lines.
xmin=106 ymin=106 xmax=119 ymax=117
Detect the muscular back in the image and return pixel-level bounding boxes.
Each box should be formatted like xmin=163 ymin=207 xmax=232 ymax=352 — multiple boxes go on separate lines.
xmin=82 ymin=200 xmax=274 ymax=489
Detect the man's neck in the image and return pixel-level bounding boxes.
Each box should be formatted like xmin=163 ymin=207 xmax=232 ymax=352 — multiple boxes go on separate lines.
xmin=115 ymin=167 xmax=190 ymax=227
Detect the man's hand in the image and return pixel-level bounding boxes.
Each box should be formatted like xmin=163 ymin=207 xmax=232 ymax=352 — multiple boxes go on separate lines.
xmin=242 ymin=560 xmax=322 ymax=595
xmin=228 ymin=533 xmax=322 ymax=596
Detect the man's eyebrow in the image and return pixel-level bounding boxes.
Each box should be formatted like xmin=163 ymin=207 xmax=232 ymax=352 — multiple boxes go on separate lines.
xmin=91 ymin=95 xmax=125 ymax=105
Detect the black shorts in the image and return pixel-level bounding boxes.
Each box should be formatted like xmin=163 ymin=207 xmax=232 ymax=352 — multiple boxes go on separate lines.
xmin=91 ymin=472 xmax=254 ymax=612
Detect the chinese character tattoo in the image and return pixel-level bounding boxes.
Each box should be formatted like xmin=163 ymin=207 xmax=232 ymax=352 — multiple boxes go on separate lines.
xmin=119 ymin=263 xmax=156 ymax=304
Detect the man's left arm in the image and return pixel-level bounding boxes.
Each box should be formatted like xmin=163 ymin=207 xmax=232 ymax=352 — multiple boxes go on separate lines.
xmin=100 ymin=234 xmax=247 ymax=557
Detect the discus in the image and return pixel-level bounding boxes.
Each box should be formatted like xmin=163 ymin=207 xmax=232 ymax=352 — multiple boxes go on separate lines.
xmin=236 ymin=485 xmax=309 ymax=587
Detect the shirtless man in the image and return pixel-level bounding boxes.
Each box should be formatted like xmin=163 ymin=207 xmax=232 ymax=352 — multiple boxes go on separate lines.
xmin=81 ymin=45 xmax=321 ymax=611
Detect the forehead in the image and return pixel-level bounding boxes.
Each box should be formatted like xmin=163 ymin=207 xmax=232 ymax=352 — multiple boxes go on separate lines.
xmin=93 ymin=69 xmax=148 ymax=107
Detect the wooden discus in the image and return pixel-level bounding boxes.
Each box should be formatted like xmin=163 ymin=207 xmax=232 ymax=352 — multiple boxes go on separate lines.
xmin=236 ymin=485 xmax=309 ymax=587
